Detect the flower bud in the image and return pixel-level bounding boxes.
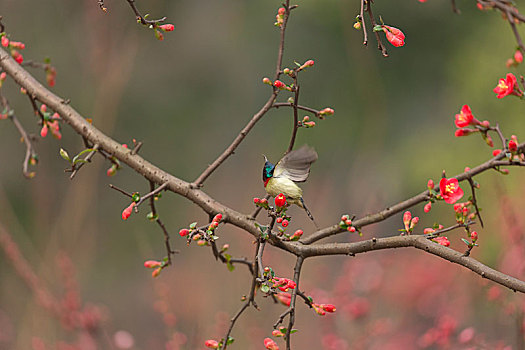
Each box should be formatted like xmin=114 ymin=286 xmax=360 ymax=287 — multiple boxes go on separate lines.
xmin=515 ymin=50 xmax=523 ymax=64
xmin=144 ymin=260 xmax=162 ymax=268
xmin=204 ymin=340 xmax=219 ymax=349
xmin=424 ymin=202 xmax=432 ymax=213
xmin=319 ymin=107 xmax=335 ymax=116
xmin=282 ymin=219 xmax=289 ymax=227
xmin=1 ymin=36 xmax=9 ymax=48
xmin=470 ymin=231 xmax=478 ymax=240
xmin=213 ymin=213 xmax=222 ymax=222
xmin=179 ymin=228 xmax=190 ymax=237
xmin=493 ymin=149 xmax=502 ymax=157
xmin=276 ymin=217 xmax=283 ymax=223
xmin=152 ymin=267 xmax=162 ymax=278
xmin=273 ymin=80 xmax=286 ymax=89
xmin=403 ymin=211 xmax=411 ymax=230
xmin=253 ymin=197 xmax=260 ymax=204
xmin=508 ymin=139 xmax=518 ymax=152
xmin=121 ymin=202 xmax=136 ymax=220
xmin=427 ymin=179 xmax=434 ymax=190
xmin=159 ymin=24 xmax=175 ymax=32
xmin=262 ymin=77 xmax=272 ymax=85
xmin=321 ymin=304 xmax=336 ymax=313
xmin=353 ymin=22 xmax=361 ymax=30
xmin=278 ymin=7 xmax=286 ymax=15
xmin=264 ymin=338 xmax=279 ymax=350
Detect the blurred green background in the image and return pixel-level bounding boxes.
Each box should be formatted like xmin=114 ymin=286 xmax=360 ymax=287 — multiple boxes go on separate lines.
xmin=0 ymin=0 xmax=524 ymax=349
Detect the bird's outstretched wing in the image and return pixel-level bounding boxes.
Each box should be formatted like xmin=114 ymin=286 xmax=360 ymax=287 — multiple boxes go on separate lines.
xmin=274 ymin=145 xmax=318 ymax=182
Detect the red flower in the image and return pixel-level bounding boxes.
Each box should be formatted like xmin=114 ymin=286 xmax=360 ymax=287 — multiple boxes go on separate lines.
xmin=433 ymin=236 xmax=450 ymax=247
xmin=264 ymin=338 xmax=279 ymax=350
xmin=454 ymin=105 xmax=479 ymax=127
xmin=493 ymin=73 xmax=519 ymax=98
xmin=273 ymin=80 xmax=286 ymax=89
xmin=1 ymin=36 xmax=9 ymax=48
xmin=382 ymin=25 xmax=405 ymax=47
xmin=275 ymin=193 xmax=287 ymax=207
xmin=439 ymin=178 xmax=464 ymax=204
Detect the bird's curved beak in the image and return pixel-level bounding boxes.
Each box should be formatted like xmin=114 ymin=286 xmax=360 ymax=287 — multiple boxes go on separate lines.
xmin=262 ymin=154 xmax=268 ymax=163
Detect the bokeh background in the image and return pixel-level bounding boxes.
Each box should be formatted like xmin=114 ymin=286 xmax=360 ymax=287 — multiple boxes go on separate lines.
xmin=0 ymin=0 xmax=524 ymax=349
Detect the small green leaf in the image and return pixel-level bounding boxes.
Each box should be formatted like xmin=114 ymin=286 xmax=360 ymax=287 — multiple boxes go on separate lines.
xmin=227 ymin=262 xmax=235 ymax=271
xmin=226 ymin=337 xmax=235 ymax=345
xmin=261 ymin=284 xmax=270 ymax=293
xmin=189 ymin=222 xmax=197 ymax=229
xmin=132 ymin=193 xmax=141 ymax=202
xmin=461 ymin=238 xmax=472 ymax=247
xmin=147 ymin=212 xmax=158 ymax=221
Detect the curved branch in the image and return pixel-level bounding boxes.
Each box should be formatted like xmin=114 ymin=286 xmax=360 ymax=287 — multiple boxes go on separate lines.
xmin=296 ymin=235 xmax=525 ymax=293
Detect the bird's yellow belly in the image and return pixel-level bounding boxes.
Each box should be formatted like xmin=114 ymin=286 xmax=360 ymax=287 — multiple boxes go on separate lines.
xmin=266 ymin=177 xmax=303 ymax=201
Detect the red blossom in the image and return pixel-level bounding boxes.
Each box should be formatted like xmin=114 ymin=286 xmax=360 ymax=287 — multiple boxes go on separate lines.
xmin=470 ymin=231 xmax=478 ymax=240
xmin=382 ymin=25 xmax=405 ymax=47
xmin=212 ymin=213 xmax=223 ymax=222
xmin=493 ymin=73 xmax=520 ymax=98
xmin=275 ymin=193 xmax=287 ymax=207
xmin=1 ymin=36 xmax=9 ymax=47
xmin=278 ymin=7 xmax=286 ymax=15
xmin=454 ymin=105 xmax=479 ymax=127
xmin=493 ymin=149 xmax=502 ymax=157
xmin=264 ymin=338 xmax=279 ymax=350
xmin=321 ymin=304 xmax=336 ymax=313
xmin=304 ymin=59 xmax=314 ymax=67
xmin=179 ymin=228 xmax=189 ymax=237
xmin=281 ymin=219 xmax=289 ymax=227
xmin=424 ymin=202 xmax=432 ymax=213
xmin=439 ymin=178 xmax=464 ymax=204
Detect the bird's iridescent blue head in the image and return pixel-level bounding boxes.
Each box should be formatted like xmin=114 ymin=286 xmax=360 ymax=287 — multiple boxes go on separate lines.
xmin=262 ymin=155 xmax=275 ymax=182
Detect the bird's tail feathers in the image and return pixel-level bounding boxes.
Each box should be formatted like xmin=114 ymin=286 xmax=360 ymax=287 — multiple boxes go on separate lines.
xmin=300 ymin=198 xmax=319 ymax=228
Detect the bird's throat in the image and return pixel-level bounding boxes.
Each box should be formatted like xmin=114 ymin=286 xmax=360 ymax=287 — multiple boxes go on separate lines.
xmin=264 ymin=178 xmax=270 ymax=187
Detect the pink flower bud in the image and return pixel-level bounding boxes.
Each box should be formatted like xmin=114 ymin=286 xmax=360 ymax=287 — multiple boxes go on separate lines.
xmin=264 ymin=338 xmax=279 ymax=350
xmin=276 ymin=217 xmax=283 ymax=223
xmin=353 ymin=22 xmax=362 ymax=30
xmin=481 ymin=120 xmax=490 ymax=128
xmin=40 ymin=125 xmax=48 ymax=138
xmin=282 ymin=219 xmax=289 ymax=227
xmin=179 ymin=228 xmax=190 ymax=237
xmin=278 ymin=7 xmax=286 ymax=15
xmin=304 ymin=121 xmax=316 ymax=127
xmin=424 ymin=202 xmax=432 ymax=213
xmin=341 ymin=215 xmax=349 ymax=221
xmin=515 ymin=50 xmax=523 ymax=63
xmin=263 ymin=77 xmax=272 ymax=85
xmin=159 ymin=24 xmax=175 ymax=32
xmin=152 ymin=267 xmax=162 ymax=277
xmin=304 ymin=59 xmax=314 ymax=67
xmin=319 ymin=107 xmax=335 ymax=116
xmin=382 ymin=25 xmax=405 ymax=47
xmin=348 ymin=226 xmax=356 ymax=232
xmin=197 ymin=240 xmax=207 ymax=246
xmin=121 ymin=202 xmax=136 ymax=220
xmin=410 ymin=216 xmax=419 ymax=230
xmin=423 ymin=228 xmax=435 ymax=234
xmin=493 ymin=149 xmax=502 ymax=157
xmin=427 ymin=179 xmax=434 ymax=190
xmin=455 ymin=128 xmax=475 ymax=137
xmin=403 ymin=211 xmax=411 ymax=230
xmin=1 ymin=36 xmax=8 ymax=48
xmin=40 ymin=104 xmax=47 ymax=113
xmin=434 ymin=236 xmax=450 ymax=247
xmin=106 ymin=166 xmax=116 ymax=177
xmin=276 ymin=292 xmax=291 ymax=306
xmin=144 ymin=260 xmax=162 ymax=268
xmin=0 ymin=72 xmax=6 ymax=81
xmin=345 ymin=219 xmax=352 ymax=226
xmin=213 ymin=213 xmax=223 ymax=222
xmin=204 ymin=340 xmax=219 ymax=349
xmin=470 ymin=231 xmax=478 ymax=240
xmin=253 ymin=197 xmax=260 ymax=204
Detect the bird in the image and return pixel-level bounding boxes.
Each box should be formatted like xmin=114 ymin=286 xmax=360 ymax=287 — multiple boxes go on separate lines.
xmin=262 ymin=145 xmax=318 ymax=224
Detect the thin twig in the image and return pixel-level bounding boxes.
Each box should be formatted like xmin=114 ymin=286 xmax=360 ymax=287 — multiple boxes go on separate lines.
xmin=467 ymin=177 xmax=484 ymax=228
xmin=365 ymin=0 xmax=388 ymax=57
xmin=148 ymin=181 xmax=175 ymax=265
xmin=360 ymin=0 xmax=368 ymax=45
xmin=285 ymin=256 xmax=304 ymax=350
xmin=69 ymin=144 xmax=100 ymax=180
xmin=286 ymin=80 xmax=300 ymax=153
xmin=108 ymin=184 xmax=133 ymax=198
xmin=125 ymin=0 xmax=167 ymax=26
